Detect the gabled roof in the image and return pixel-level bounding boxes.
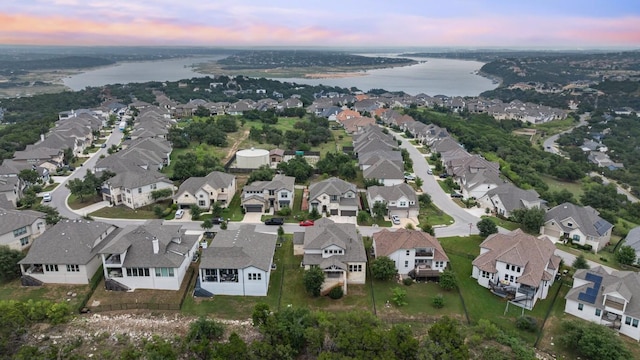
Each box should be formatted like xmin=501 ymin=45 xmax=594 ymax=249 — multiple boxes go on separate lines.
xmin=545 ymin=202 xmax=613 ymax=237
xmin=472 ymin=229 xmax=559 ymax=287
xmin=373 ymin=229 xmax=449 ymax=261
xmin=0 ymin=207 xmax=45 ymax=235
xmin=309 ymin=177 xmax=356 ymax=201
xmin=20 ymin=220 xmax=118 ymax=265
xmin=484 ymin=183 xmax=542 ymax=212
xmin=300 ymin=218 xmax=366 ymax=266
xmin=105 ymin=167 xmax=171 ymax=189
xmin=363 ymin=158 xmax=404 ymax=180
xmin=176 ymin=171 xmax=235 ymax=197
xmin=358 ymin=150 xmax=402 ymax=167
xmin=244 ymin=174 xmax=294 ymax=193
xmin=200 ymin=225 xmax=277 ymax=271
xmin=625 ymin=226 xmax=640 ymax=252
xmin=367 ymin=183 xmax=417 ymax=206
xmin=566 ymin=267 xmax=640 ymax=317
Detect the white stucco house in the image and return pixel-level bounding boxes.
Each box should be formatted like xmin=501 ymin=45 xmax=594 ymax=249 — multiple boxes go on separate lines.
xmin=102 ymin=168 xmax=175 ymax=210
xmin=372 ymin=228 xmax=449 ymax=276
xmin=199 ymin=225 xmax=277 ymax=296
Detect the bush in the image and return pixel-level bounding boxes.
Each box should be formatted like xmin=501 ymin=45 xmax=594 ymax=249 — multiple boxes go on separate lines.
xmin=277 ymin=207 xmax=292 ymax=216
xmin=432 ymin=294 xmax=444 ymax=308
xmin=515 ymin=316 xmax=537 ymax=332
xmin=328 ymin=286 xmax=344 ymax=299
xmin=403 ymin=277 xmax=414 ymax=286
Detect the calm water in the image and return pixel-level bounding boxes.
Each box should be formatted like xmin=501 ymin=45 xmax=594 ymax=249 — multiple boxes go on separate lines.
xmin=63 ymin=55 xmax=496 ymax=96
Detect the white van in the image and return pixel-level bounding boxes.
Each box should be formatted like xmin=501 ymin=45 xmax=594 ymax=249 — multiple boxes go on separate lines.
xmin=174 ymin=209 xmax=185 ymax=219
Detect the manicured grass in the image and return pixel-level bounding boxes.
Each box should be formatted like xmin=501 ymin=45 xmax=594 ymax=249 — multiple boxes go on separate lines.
xmin=481 ymin=215 xmax=521 ymax=231
xmin=540 ymin=174 xmax=583 ymax=199
xmin=221 ymin=192 xmax=244 ymax=222
xmin=67 ymin=193 xmax=103 ymax=210
xmin=42 ymin=183 xmax=59 ymax=192
xmin=89 ymin=200 xmax=172 ymax=219
xmin=372 ymin=280 xmax=464 ymax=318
xmin=419 ymin=203 xmax=454 ymax=227
xmin=555 ymin=242 xmax=621 ymax=269
xmin=0 ymin=278 xmax=90 ymax=311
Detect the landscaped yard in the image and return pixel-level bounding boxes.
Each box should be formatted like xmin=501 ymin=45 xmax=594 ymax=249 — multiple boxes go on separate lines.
xmin=555 ymin=242 xmax=622 ymax=269
xmin=220 ymin=192 xmax=245 ymax=222
xmin=89 ymin=200 xmax=173 ymax=219
xmin=481 ymin=215 xmax=521 ymax=231
xmin=419 ymin=203 xmax=454 ymax=227
xmin=67 ymin=193 xmax=103 ymax=210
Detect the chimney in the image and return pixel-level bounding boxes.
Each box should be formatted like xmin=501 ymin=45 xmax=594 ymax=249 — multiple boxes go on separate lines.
xmin=40 ymin=134 xmax=45 ymax=142
xmin=152 ymin=237 xmax=159 ymax=254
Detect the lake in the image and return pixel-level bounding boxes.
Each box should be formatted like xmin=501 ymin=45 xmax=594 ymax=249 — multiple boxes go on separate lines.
xmin=63 ymin=55 xmax=496 ymax=96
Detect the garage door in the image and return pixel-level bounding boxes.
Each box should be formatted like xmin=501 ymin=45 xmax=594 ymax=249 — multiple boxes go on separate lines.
xmin=340 ymin=210 xmax=357 ymax=216
xmin=330 ymin=209 xmax=339 ymax=215
xmin=244 ymin=205 xmax=263 ymax=213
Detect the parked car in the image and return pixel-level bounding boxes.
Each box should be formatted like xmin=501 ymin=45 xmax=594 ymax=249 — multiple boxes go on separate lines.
xmin=450 ymin=192 xmax=463 ymax=198
xmin=42 ymin=193 xmax=52 ymax=202
xmin=101 ymin=143 xmax=107 ymax=148
xmin=210 ymin=217 xmax=226 ymax=225
xmin=264 ymin=217 xmax=284 ymax=225
xmin=439 ymin=173 xmax=449 ymax=178
xmin=404 ymin=172 xmax=416 ymax=180
xmin=174 ymin=209 xmax=185 ymax=219
xmin=427 ymin=169 xmax=433 ymax=175
xmin=299 ymin=219 xmax=315 ymax=227
xmin=391 ymin=215 xmax=401 ymax=225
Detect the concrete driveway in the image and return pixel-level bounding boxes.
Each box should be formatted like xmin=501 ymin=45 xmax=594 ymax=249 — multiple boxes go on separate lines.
xmin=242 ymin=212 xmax=264 ymax=223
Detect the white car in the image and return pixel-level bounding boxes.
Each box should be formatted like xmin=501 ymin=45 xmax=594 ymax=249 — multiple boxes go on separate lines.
xmin=174 ymin=209 xmax=185 ymax=219
xmin=427 ymin=169 xmax=433 ymax=175
xmin=391 ymin=215 xmax=401 ymax=225
xmin=42 ymin=193 xmax=52 ymax=202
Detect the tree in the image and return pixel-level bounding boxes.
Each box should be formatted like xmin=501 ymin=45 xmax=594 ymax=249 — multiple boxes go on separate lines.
xmin=391 ymin=287 xmax=407 ymax=307
xmin=415 ymin=177 xmax=423 ymax=188
xmin=201 ymin=219 xmax=213 ymax=234
xmin=190 ymin=204 xmax=202 ymax=220
xmin=33 ymin=204 xmax=62 ymax=225
xmin=371 ymin=201 xmax=387 ymax=220
xmin=186 ymin=317 xmax=225 ymax=343
xmin=247 ymin=165 xmax=275 ymax=184
xmin=616 ymin=245 xmax=637 ymax=265
xmin=439 ymin=270 xmax=457 ymax=290
xmin=477 ymin=218 xmax=498 ymax=237
xmin=510 ymin=207 xmax=545 ymax=234
xmin=303 ymin=266 xmax=325 ymax=297
xmin=66 ymin=178 xmax=94 ymax=202
xmin=0 ymin=246 xmax=25 ymax=282
xmin=432 ymin=294 xmax=445 ymax=308
xmin=370 ymin=256 xmax=397 ymax=281
xmin=193 ymin=105 xmax=211 ymax=117
xmin=18 ymin=169 xmax=39 ymax=185
xmin=423 ymin=316 xmax=470 ymax=360
xmin=151 ymin=188 xmax=173 ymax=201
xmin=418 ymin=193 xmax=432 ymax=206
xmin=558 ymin=319 xmax=631 ymax=360
xmin=572 ymin=254 xmax=590 ymax=269
xmin=277 ymin=156 xmax=314 ymax=183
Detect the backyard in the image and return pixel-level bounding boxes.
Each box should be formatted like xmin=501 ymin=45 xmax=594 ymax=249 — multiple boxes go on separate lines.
xmin=0 ymin=278 xmax=91 ymax=313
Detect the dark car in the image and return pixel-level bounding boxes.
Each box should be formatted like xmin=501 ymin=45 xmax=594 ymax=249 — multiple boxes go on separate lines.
xmin=264 ymin=217 xmax=284 ymax=225
xmin=210 ymin=217 xmax=226 ymax=225
xmin=439 ymin=173 xmax=449 ymax=178
xmin=450 ymin=192 xmax=463 ymax=198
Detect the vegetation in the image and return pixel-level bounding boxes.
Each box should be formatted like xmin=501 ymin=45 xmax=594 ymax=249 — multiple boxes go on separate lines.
xmin=438 ymin=270 xmax=457 ymax=291
xmin=277 ymin=156 xmax=314 ymax=183
xmin=477 ymin=218 xmax=498 ymax=237
xmin=615 ymin=245 xmax=637 ymax=265
xmin=572 ymin=254 xmax=590 ymax=269
xmin=370 ymin=256 xmax=397 ymax=281
xmin=302 ymin=267 xmax=325 ymax=297
xmin=0 ymin=246 xmax=25 ymax=283
xmin=510 ymin=207 xmax=546 ymax=234
xmin=558 ymin=319 xmax=632 ymax=360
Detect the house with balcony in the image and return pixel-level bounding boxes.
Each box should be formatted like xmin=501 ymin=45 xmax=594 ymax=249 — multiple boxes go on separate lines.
xmin=198 ymin=225 xmax=277 ymax=296
xmin=366 ymin=183 xmax=418 ymax=219
xmin=299 ymin=218 xmax=366 ymax=295
xmin=373 ymin=229 xmax=449 ymax=277
xmin=99 ymin=222 xmax=200 ymax=291
xmin=0 ymin=207 xmax=46 ymax=250
xmin=471 ymin=229 xmax=561 ymax=310
xmin=19 ymin=220 xmax=118 ymax=285
xmin=102 ymin=167 xmax=175 ymax=210
xmin=540 ymin=202 xmax=613 ymax=252
xmin=174 ymin=171 xmax=236 ymax=209
xmin=241 ymin=174 xmax=295 ymax=213
xmin=308 ymin=177 xmax=358 ymax=216
xmin=565 ymin=266 xmax=640 ymax=341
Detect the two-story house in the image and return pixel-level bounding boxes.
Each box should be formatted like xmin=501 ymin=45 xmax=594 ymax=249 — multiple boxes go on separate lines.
xmin=0 ymin=207 xmax=46 ymax=250
xmin=477 ymin=183 xmax=546 ymax=218
xmin=471 ymin=229 xmax=561 ymax=310
xmin=298 ymin=218 xmax=366 ymax=295
xmin=363 ymin=158 xmax=404 ymax=186
xmin=565 ymin=266 xmax=640 ymax=341
xmin=366 ymin=183 xmax=418 ymax=219
xmin=19 ymin=220 xmax=118 ymax=285
xmin=373 ymin=229 xmax=449 ymax=277
xmin=540 ymin=202 xmax=613 ymax=252
xmin=308 ymin=177 xmax=358 ymax=216
xmin=199 ymin=225 xmax=277 ymax=297
xmin=174 ymin=171 xmax=236 ymax=209
xmin=102 ymin=168 xmax=175 ymax=210
xmin=623 ymin=226 xmax=640 ymax=266
xmin=241 ymin=174 xmax=295 ymax=213
xmin=99 ymin=222 xmax=200 ymax=291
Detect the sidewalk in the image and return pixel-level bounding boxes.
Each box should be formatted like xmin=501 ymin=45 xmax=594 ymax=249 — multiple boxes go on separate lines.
xmin=73 ymin=201 xmax=110 ymax=217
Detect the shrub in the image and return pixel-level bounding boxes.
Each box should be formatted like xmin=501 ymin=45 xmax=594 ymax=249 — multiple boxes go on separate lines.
xmin=432 ymin=294 xmax=444 ymax=308
xmin=277 ymin=207 xmax=292 ymax=216
xmin=328 ymin=286 xmax=343 ymax=299
xmin=403 ymin=277 xmax=414 ymax=286
xmin=515 ymin=316 xmax=537 ymax=332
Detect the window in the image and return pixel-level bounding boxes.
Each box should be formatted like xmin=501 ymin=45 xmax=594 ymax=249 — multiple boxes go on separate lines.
xmin=625 ymin=316 xmax=632 ymax=325
xmin=517 ymin=266 xmax=521 ymax=273
xmin=13 ymin=226 xmax=27 ymax=237
xmin=572 ymin=234 xmax=580 ymax=241
xmin=595 ymin=309 xmax=601 ymax=316
xmin=399 ymin=201 xmax=407 ymax=207
xmin=567 ymin=222 xmax=573 ymax=227
xmin=45 ymin=264 xmax=58 ymax=272
xmin=20 ymin=237 xmax=29 ymax=246
xmin=198 ymin=200 xmax=206 ymax=206
xmin=155 ymin=268 xmax=175 ymax=277
xmin=349 ymin=264 xmax=362 ymax=272
xmin=406 ymin=250 xmax=411 ymax=256
xmin=634 ymin=319 xmax=639 ymax=328
xmin=138 ymin=188 xmax=142 ymax=194
xmin=269 ymin=190 xmax=275 ymax=196
xmin=66 ymin=264 xmax=80 ymax=272
xmin=404 ymin=261 xmax=409 ymax=268
xmin=151 ymin=184 xmax=157 ymax=190
xmin=510 ymin=275 xmax=514 ymax=282
xmin=281 ymin=192 xmax=288 ymax=198
xmin=504 ymin=274 xmax=509 ymax=281
xmin=126 ymin=268 xmax=150 ymax=277
xmin=506 ymin=264 xmax=510 ymax=270
xmin=578 ymin=303 xmax=584 ymax=311
xmin=248 ymin=273 xmax=262 ymax=280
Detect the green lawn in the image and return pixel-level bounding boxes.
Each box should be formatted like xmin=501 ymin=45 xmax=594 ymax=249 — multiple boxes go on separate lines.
xmin=89 ymin=200 xmax=172 ymax=219
xmin=221 ymin=192 xmax=244 ymax=222
xmin=260 ymin=188 xmax=308 ymax=223
xmin=0 ymin=278 xmax=90 ymax=312
xmin=372 ymin=280 xmax=464 ymax=318
xmin=419 ymin=202 xmax=454 ymax=227
xmin=555 ymin=242 xmax=621 ymax=269
xmin=481 ymin=215 xmax=521 ymax=231
xmin=42 ymin=183 xmax=59 ymax=192
xmin=67 ymin=193 xmax=103 ymax=210
xmin=540 ymin=174 xmax=584 ymax=199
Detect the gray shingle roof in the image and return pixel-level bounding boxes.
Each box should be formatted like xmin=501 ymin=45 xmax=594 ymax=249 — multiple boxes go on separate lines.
xmin=244 ymin=174 xmax=294 ymax=193
xmin=367 ymin=183 xmax=417 ymax=206
xmin=19 ymin=220 xmax=117 ymax=265
xmin=176 ymin=171 xmax=235 ymax=197
xmin=106 ymin=167 xmax=171 ymax=189
xmin=300 ymin=218 xmax=366 ymax=266
xmin=363 ymin=158 xmax=404 ymax=180
xmin=200 ymin=225 xmax=277 ymax=271
xmin=625 ymin=226 xmax=640 ymax=252
xmin=0 ymin=207 xmax=45 ymax=235
xmin=485 ymin=183 xmax=542 ymax=212
xmin=545 ymin=202 xmax=613 ymax=237
xmin=309 ymin=177 xmax=356 ymax=202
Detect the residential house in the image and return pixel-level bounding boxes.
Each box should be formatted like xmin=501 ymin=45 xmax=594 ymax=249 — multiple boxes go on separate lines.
xmin=471 ymin=229 xmax=561 ymax=309
xmin=99 ymin=222 xmax=200 ymax=291
xmin=102 ymin=168 xmax=175 ymax=209
xmin=241 ymin=174 xmax=295 ymax=213
xmin=0 ymin=176 xmax=23 ymax=206
xmin=363 ymin=158 xmax=405 ymax=186
xmin=540 ymin=202 xmax=613 ymax=252
xmin=624 ymin=226 xmax=640 ymax=265
xmin=373 ymin=229 xmax=449 ymax=276
xmin=19 ymin=220 xmax=118 ymax=285
xmin=269 ymin=149 xmax=285 ymax=165
xmin=308 ymin=177 xmax=358 ymax=216
xmin=341 ymin=116 xmax=376 ymax=134
xmin=199 ymin=225 xmax=277 ymax=296
xmin=0 ymin=207 xmax=46 ymax=250
xmin=565 ymin=266 xmax=640 ymax=341
xmin=299 ymin=218 xmax=366 ymax=295
xmin=366 ymin=183 xmax=418 ymax=219
xmin=174 ymin=171 xmax=236 ymax=209
xmin=358 ymin=150 xmax=403 ymax=171
xmin=478 ymin=183 xmax=545 ymax=218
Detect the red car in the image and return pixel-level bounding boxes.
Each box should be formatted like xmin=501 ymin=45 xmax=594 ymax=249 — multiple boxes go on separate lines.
xmin=299 ymin=219 xmax=315 ymax=227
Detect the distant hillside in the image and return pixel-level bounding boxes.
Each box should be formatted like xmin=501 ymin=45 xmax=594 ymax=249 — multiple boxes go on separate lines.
xmin=0 ymin=56 xmax=115 ymax=73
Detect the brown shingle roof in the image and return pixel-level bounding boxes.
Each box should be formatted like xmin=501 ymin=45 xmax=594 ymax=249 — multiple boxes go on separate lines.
xmin=373 ymin=229 xmax=449 ymax=262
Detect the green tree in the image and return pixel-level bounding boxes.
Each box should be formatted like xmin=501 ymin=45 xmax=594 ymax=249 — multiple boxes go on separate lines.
xmin=303 ymin=266 xmax=325 ymax=297
xmin=432 ymin=294 xmax=445 ymax=308
xmin=190 ymin=204 xmax=202 ymax=220
xmin=572 ymin=254 xmax=590 ymax=269
xmin=415 ymin=176 xmax=423 ymax=188
xmin=418 ymin=193 xmax=432 ymax=206
xmin=201 ymin=219 xmax=213 ymax=234
xmin=616 ymin=245 xmax=637 ymax=265
xmin=66 ymin=178 xmax=94 ymax=202
xmin=371 ymin=201 xmax=387 ymax=220
xmin=277 ymin=156 xmax=314 ymax=183
xmin=439 ymin=270 xmax=457 ymax=290
xmin=18 ymin=169 xmax=39 ymax=185
xmin=0 ymin=245 xmax=25 ymax=282
xmin=186 ymin=317 xmax=225 ymax=343
xmin=370 ymin=256 xmax=397 ymax=281
xmin=247 ymin=165 xmax=275 ymax=184
xmin=423 ymin=316 xmax=470 ymax=360
xmin=391 ymin=287 xmax=407 ymax=307
xmin=252 ymin=303 xmax=271 ymax=327
xmin=477 ymin=218 xmax=498 ymax=237
xmin=558 ymin=319 xmax=631 ymax=360
xmin=151 ymin=188 xmax=173 ymax=201
xmin=510 ymin=207 xmax=545 ymax=234
xmin=193 ymin=105 xmax=210 ymax=117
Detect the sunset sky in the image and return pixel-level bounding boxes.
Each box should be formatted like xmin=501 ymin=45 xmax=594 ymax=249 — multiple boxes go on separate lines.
xmin=2 ymin=0 xmax=639 ymax=48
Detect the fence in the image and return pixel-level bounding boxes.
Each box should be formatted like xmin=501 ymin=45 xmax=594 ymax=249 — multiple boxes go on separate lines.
xmin=534 ymin=279 xmax=564 ymax=347
xmin=91 ymin=303 xmax=182 ymax=312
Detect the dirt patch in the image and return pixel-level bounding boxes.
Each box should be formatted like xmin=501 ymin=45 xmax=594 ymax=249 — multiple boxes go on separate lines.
xmin=224 ymin=129 xmax=250 ymax=163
